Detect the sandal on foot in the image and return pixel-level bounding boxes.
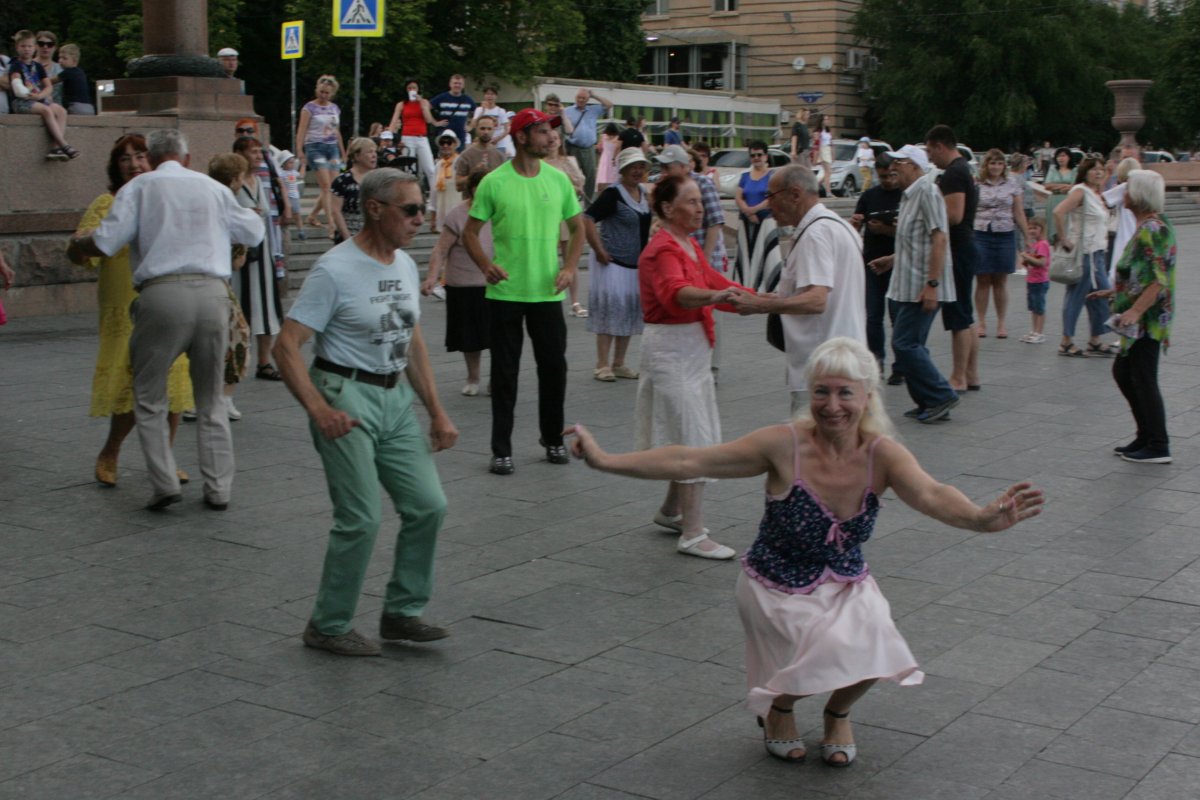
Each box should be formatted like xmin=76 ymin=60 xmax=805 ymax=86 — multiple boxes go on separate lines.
xmin=256 ymin=363 xmax=284 ymax=381
xmin=611 ymin=365 xmax=639 ymax=379
xmin=757 ymin=705 xmax=806 ymax=762
xmin=62 ymin=145 xmax=80 ymax=160
xmin=95 ymin=455 xmax=118 ymax=487
xmin=1087 ymin=341 xmax=1119 ymax=356
xmin=1058 ymin=343 xmax=1087 ymax=358
xmin=677 ymin=532 xmax=735 ymax=560
xmin=821 ymin=708 xmax=857 ymax=767
xmin=570 ymin=302 xmax=589 ymax=318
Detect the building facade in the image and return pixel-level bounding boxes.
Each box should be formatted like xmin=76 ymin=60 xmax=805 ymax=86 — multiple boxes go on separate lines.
xmin=639 ymin=0 xmax=871 ymax=145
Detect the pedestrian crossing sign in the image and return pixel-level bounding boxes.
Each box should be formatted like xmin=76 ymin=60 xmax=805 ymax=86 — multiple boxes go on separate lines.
xmin=281 ymin=20 xmax=304 ymax=59
xmin=332 ymin=0 xmax=385 ymax=37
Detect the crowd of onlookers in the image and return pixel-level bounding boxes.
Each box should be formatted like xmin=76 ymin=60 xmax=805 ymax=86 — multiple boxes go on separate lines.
xmin=2 ymin=29 xmax=94 ymax=160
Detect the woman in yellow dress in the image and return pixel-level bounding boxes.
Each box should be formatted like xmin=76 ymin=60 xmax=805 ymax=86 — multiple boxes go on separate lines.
xmin=75 ymin=134 xmax=194 ymax=486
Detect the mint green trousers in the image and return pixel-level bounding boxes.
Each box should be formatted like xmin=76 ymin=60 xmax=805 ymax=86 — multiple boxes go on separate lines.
xmin=308 ymin=368 xmax=447 ymax=635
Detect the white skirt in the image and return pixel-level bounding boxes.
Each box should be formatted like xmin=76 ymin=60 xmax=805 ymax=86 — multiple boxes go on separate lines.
xmin=635 ymin=322 xmax=720 ymax=483
xmin=735 ymin=571 xmax=924 ymax=719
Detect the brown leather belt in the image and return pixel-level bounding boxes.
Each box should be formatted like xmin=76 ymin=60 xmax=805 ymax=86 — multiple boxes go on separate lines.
xmin=313 ymin=357 xmax=402 ymax=389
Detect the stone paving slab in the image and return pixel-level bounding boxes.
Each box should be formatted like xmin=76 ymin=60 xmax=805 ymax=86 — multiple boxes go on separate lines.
xmin=3 ymin=227 xmax=1200 ymax=797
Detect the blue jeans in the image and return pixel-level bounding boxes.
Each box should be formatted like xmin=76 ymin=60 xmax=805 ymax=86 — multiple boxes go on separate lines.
xmin=890 ymin=300 xmax=957 ymax=409
xmin=1061 ymin=250 xmax=1111 ymax=339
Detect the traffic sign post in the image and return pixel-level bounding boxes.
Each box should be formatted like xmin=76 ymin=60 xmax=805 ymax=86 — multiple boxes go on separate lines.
xmin=332 ymin=0 xmax=386 ymax=136
xmin=282 ymin=21 xmax=304 ymax=156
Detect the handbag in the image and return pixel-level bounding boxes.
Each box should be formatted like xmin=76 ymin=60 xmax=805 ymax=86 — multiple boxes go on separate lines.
xmin=765 ymin=215 xmax=840 ymax=351
xmin=1050 ymin=192 xmax=1088 ymax=285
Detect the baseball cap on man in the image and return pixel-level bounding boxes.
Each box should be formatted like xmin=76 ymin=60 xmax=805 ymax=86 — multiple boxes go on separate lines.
xmin=380 ymin=130 xmax=394 ymax=140
xmin=654 ymin=144 xmax=691 ymax=166
xmin=217 ymin=47 xmax=238 ymax=57
xmin=509 ymin=108 xmax=561 ymax=135
xmin=436 ymin=129 xmax=460 ymax=144
xmin=885 ymin=144 xmax=931 ymax=172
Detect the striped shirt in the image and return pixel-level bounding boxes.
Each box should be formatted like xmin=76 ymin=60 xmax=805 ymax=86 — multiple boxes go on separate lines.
xmin=690 ymin=171 xmax=727 ymax=270
xmin=887 ymin=172 xmax=956 ymax=304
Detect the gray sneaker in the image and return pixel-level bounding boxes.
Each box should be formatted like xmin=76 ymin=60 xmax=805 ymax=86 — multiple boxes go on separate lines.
xmin=302 ymin=621 xmax=381 ymax=656
xmin=380 ymin=614 xmax=450 ymax=642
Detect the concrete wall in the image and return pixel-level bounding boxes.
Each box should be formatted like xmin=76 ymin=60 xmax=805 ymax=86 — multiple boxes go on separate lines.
xmin=1 ymin=112 xmax=267 ymax=319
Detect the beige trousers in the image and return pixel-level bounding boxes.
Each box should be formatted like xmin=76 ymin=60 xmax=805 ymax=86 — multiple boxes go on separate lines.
xmin=130 ymin=276 xmax=233 ymax=502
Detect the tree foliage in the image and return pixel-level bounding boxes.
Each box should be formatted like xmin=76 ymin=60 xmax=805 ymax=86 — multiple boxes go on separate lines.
xmin=553 ymin=0 xmax=647 ymax=83
xmin=852 ymin=0 xmax=1174 ymax=150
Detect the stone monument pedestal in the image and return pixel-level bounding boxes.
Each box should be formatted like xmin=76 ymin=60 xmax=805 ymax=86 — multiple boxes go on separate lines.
xmin=103 ymin=76 xmax=255 ymax=120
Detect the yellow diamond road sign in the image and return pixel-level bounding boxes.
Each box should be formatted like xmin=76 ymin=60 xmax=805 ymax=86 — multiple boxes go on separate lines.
xmin=332 ymin=0 xmax=385 ymax=37
xmin=281 ymin=21 xmax=304 ymax=59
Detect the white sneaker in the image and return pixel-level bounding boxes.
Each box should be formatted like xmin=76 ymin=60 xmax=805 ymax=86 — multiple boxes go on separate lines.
xmin=225 ymin=397 xmax=242 ymax=421
xmin=461 ymin=383 xmax=479 ymax=396
xmin=431 ymin=285 xmax=446 ymax=301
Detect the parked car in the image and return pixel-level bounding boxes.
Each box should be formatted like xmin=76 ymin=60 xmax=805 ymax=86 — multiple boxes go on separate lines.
xmin=1142 ymin=150 xmax=1175 ymax=163
xmin=712 ymin=147 xmax=792 ymax=198
xmin=811 ymin=138 xmax=893 ymax=197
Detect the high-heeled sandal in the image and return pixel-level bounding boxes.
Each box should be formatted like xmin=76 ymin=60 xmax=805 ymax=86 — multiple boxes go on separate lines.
xmin=756 ymin=705 xmax=806 ymax=762
xmin=821 ymin=708 xmax=857 ymax=767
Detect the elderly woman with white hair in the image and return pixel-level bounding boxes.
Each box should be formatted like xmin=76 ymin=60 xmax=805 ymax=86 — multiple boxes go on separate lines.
xmin=1089 ymin=170 xmax=1176 ymax=464
xmin=565 ymin=336 xmax=1044 ymax=767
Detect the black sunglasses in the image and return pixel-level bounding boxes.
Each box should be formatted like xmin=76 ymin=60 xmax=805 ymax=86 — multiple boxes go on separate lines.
xmin=376 ymin=200 xmax=423 ymax=217
xmin=37 ymin=40 xmax=55 ymax=47
xmin=235 ymin=127 xmax=255 ymax=134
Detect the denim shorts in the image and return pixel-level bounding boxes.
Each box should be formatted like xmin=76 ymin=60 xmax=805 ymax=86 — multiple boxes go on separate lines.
xmin=304 ymin=141 xmax=342 ymax=172
xmin=1027 ymin=280 xmax=1049 ymax=314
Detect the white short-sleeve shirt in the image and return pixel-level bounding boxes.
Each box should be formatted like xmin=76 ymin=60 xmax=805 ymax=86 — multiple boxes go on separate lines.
xmin=779 ymin=204 xmax=867 ymax=390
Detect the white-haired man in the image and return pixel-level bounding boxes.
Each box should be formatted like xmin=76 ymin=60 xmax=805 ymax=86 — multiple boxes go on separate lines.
xmin=729 ymin=165 xmax=866 ymax=412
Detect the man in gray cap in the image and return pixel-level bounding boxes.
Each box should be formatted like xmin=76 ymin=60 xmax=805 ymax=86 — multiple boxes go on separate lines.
xmin=217 ymin=47 xmax=238 ymax=79
xmin=654 ymin=144 xmax=725 ymax=270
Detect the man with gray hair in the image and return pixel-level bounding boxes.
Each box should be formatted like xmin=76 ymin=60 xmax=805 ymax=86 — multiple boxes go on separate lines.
xmin=274 ymin=168 xmax=458 ymax=656
xmin=730 ymin=164 xmax=865 ymax=410
xmin=69 ymin=128 xmax=264 ymax=510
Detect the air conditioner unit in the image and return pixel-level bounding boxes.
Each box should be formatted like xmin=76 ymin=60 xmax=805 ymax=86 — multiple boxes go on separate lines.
xmin=845 ymin=49 xmax=865 ymax=71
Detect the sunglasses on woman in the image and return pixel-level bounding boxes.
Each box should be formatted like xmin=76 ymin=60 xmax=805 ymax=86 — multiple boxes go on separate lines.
xmin=37 ymin=41 xmax=55 ymax=47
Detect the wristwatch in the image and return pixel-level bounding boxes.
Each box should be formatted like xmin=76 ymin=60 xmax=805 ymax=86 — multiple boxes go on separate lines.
xmin=925 ymin=279 xmax=939 ymax=288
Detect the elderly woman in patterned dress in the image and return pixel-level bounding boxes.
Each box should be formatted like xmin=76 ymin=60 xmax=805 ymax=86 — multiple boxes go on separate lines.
xmin=583 ymin=147 xmax=652 ymax=382
xmin=567 ymin=337 xmax=1042 ymax=768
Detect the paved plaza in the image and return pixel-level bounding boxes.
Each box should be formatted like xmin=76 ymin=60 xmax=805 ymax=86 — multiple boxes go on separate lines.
xmin=4 ymin=226 xmax=1200 ymax=799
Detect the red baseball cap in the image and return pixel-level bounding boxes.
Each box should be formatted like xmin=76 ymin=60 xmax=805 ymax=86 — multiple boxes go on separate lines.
xmin=509 ymin=108 xmax=561 ymax=136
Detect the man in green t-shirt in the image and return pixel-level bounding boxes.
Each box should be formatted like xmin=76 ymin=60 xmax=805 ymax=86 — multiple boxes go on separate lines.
xmin=464 ymin=108 xmax=584 ymax=475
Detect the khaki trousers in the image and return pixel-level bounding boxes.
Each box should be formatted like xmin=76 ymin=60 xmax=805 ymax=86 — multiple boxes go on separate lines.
xmin=130 ymin=276 xmax=233 ymax=502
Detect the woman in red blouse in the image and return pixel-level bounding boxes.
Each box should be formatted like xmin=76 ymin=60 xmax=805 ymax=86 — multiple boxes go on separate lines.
xmin=636 ymin=175 xmax=751 ymax=559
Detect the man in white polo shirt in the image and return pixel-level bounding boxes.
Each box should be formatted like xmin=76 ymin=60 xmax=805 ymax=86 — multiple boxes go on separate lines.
xmin=69 ymin=129 xmax=264 ymax=510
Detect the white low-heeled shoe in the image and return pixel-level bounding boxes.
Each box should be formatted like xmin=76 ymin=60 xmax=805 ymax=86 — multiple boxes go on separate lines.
xmin=677 ymin=532 xmax=735 ymax=560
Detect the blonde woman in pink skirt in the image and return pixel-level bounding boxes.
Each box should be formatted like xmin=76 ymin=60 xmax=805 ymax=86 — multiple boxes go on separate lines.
xmin=566 ymin=337 xmax=1043 ymax=767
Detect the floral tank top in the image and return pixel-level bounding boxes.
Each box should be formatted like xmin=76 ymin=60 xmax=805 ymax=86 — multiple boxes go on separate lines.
xmin=742 ymin=427 xmax=881 ymax=594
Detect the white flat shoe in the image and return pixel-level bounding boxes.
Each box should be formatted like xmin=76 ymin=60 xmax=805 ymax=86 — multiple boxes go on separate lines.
xmin=653 ymin=511 xmax=683 ymax=531
xmin=677 ymin=532 xmax=735 ymax=560
xmin=461 ymin=383 xmax=479 ymax=396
